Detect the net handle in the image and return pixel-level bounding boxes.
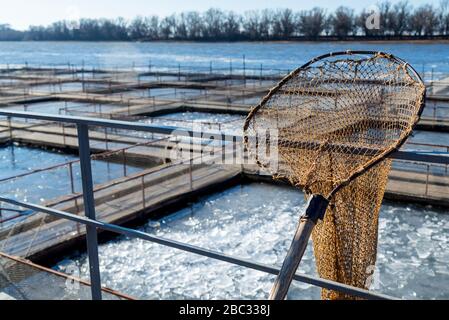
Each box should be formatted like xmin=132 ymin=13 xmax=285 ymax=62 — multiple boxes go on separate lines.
xmin=269 ymin=195 xmax=329 ymax=300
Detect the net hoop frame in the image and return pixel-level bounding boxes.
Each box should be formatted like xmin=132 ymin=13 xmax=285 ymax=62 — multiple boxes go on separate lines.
xmin=243 ymin=50 xmax=426 ymax=199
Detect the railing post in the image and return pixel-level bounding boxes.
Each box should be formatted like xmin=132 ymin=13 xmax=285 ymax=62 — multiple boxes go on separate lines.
xmin=68 ymin=162 xmax=75 ymax=194
xmin=189 ymin=156 xmax=193 ymax=191
xmin=7 ymin=116 xmax=12 ymax=140
xmin=69 ymin=161 xmax=81 ymax=234
xmin=425 ymin=164 xmax=430 ymax=196
xmin=447 ymin=147 xmax=449 ymax=174
xmin=62 ymin=123 xmax=66 ymax=146
xmin=123 ymin=149 xmax=127 ymax=177
xmin=433 ymin=101 xmax=437 ymax=119
xmin=141 ymin=175 xmax=146 ymax=209
xmin=243 ymin=55 xmax=246 ymax=88
xmin=76 ymin=123 xmax=102 ymax=300
xmin=104 ymin=128 xmax=109 ymax=150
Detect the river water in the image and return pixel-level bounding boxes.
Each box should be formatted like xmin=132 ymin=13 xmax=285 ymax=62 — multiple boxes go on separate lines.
xmin=0 ymin=41 xmax=448 ymax=79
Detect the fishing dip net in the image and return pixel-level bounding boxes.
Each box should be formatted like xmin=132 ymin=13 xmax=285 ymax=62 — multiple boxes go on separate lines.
xmin=244 ymin=51 xmax=426 ymax=300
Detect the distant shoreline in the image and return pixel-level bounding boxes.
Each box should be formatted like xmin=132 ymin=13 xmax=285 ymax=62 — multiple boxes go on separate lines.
xmin=0 ymin=38 xmax=449 ymax=44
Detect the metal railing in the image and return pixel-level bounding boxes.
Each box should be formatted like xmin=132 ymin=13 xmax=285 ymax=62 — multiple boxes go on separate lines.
xmin=1 ymin=110 xmax=448 ymax=300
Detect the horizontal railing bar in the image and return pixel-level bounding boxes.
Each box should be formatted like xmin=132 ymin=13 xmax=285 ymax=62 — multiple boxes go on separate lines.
xmin=0 ymin=196 xmax=397 ymax=300
xmin=0 ymin=110 xmax=448 ymax=164
xmin=0 ymin=137 xmax=170 ymax=183
xmin=0 ymin=110 xmax=191 ymax=134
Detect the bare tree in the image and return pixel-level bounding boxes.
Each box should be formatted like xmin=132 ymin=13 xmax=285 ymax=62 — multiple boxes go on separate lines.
xmin=243 ymin=10 xmax=261 ymax=40
xmin=174 ymin=13 xmax=188 ymax=39
xmin=0 ymin=24 xmax=23 ymax=41
xmin=7 ymin=4 xmax=449 ymax=41
xmin=410 ymin=4 xmax=438 ymax=36
xmin=223 ymin=11 xmax=241 ymax=40
xmin=378 ymin=1 xmax=393 ymax=35
xmin=297 ymin=7 xmax=327 ymax=38
xmin=259 ymin=9 xmax=273 ymax=39
xmin=185 ymin=12 xmax=202 ymax=40
xmin=159 ymin=15 xmax=176 ymax=39
xmin=129 ymin=16 xmax=149 ymax=40
xmin=203 ymin=8 xmax=225 ymax=39
xmin=438 ymin=0 xmax=449 ymax=35
xmin=331 ymin=6 xmax=355 ymax=37
xmin=272 ymin=9 xmax=296 ymax=38
xmin=146 ymin=16 xmax=159 ymax=40
xmin=323 ymin=15 xmax=333 ymax=36
xmin=389 ymin=1 xmax=411 ymax=36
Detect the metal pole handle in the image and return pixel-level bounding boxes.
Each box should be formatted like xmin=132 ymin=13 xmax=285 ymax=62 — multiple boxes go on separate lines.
xmin=269 ymin=194 xmax=329 ymax=300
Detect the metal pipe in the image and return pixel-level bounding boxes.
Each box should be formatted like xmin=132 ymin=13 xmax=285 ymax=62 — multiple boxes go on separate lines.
xmin=62 ymin=123 xmax=66 ymax=146
xmin=104 ymin=128 xmax=109 ymax=150
xmin=189 ymin=157 xmax=193 ymax=191
xmin=0 ymin=111 xmax=447 ymax=164
xmin=243 ymin=55 xmax=246 ymax=88
xmin=7 ymin=116 xmax=12 ymax=140
xmin=76 ymin=123 xmax=102 ymax=300
xmin=68 ymin=162 xmax=75 ymax=194
xmin=123 ymin=149 xmax=127 ymax=177
xmin=141 ymin=176 xmax=146 ymax=209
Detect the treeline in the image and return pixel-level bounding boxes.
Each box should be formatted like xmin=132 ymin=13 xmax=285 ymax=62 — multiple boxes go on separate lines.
xmin=1 ymin=1 xmax=449 ymax=41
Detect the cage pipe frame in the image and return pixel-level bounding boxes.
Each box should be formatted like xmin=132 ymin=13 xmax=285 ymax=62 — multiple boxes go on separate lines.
xmin=0 ymin=196 xmax=397 ymax=301
xmin=0 ymin=109 xmax=446 ymax=300
xmin=0 ymin=136 xmax=170 ymax=184
xmin=0 ymin=108 xmax=444 ymax=163
xmin=0 ymin=251 xmax=135 ymax=300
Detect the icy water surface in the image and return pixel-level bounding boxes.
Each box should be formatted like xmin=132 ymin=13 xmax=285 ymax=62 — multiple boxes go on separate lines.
xmin=55 ymin=183 xmax=449 ymax=300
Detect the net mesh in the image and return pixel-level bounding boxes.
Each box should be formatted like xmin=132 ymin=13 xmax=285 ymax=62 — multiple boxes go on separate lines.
xmin=244 ymin=52 xmax=425 ymax=299
xmin=0 ymin=252 xmax=128 ymax=300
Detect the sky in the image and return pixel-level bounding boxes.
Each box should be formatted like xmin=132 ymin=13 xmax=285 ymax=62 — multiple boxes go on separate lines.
xmin=0 ymin=0 xmax=440 ymax=30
